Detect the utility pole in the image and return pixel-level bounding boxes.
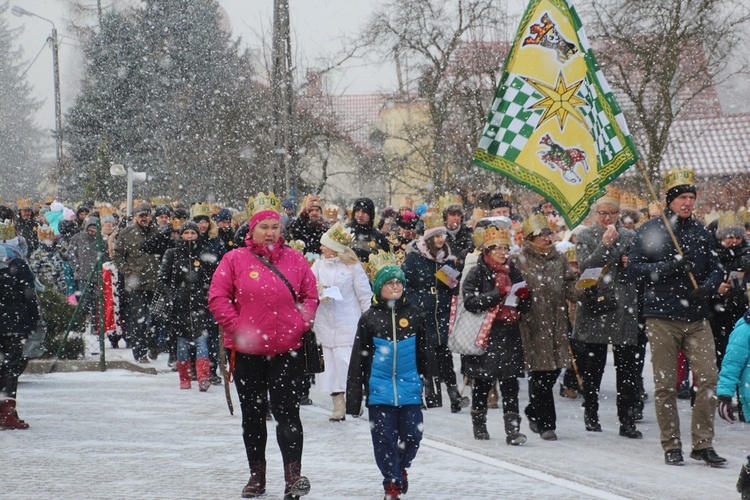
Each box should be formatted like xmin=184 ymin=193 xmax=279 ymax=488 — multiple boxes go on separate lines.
xmin=271 ymin=0 xmax=296 ymax=202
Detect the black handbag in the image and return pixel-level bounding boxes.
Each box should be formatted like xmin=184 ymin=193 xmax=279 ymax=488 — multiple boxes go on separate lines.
xmin=251 ymin=251 xmax=325 ymax=374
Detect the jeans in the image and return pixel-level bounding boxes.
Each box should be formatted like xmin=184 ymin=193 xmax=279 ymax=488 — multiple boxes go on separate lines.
xmin=177 ymin=336 xmax=208 ymax=362
xmin=369 ymin=404 xmax=423 ymax=487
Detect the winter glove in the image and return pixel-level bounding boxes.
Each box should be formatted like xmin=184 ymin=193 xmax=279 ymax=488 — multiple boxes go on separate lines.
xmin=667 ymin=251 xmax=693 ymax=275
xmin=583 ymin=285 xmax=599 ymax=299
xmin=67 ymin=293 xmax=78 ymax=306
xmin=687 ymin=287 xmax=712 ymax=304
xmin=515 ymin=286 xmax=530 ymax=300
xmin=717 ymin=396 xmax=736 ymax=423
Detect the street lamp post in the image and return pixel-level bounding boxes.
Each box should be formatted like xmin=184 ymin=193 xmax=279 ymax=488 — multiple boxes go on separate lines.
xmin=11 ymin=5 xmax=63 ymax=191
xmin=110 ymin=164 xmax=147 ymax=220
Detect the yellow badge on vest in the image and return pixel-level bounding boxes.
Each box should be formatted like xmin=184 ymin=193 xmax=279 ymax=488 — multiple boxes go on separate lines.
xmin=399 ymin=318 xmax=409 ymax=328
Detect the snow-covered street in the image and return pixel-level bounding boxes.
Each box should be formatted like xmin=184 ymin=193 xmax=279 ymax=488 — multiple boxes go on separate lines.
xmin=2 ymin=349 xmax=747 ymax=499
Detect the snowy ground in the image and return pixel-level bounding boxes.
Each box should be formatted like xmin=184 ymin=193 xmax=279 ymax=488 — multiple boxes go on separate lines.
xmin=2 ymin=340 xmax=748 ymax=500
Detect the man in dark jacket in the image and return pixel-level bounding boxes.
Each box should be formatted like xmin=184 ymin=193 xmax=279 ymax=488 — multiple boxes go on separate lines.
xmin=15 ymin=200 xmax=39 ymax=255
xmin=113 ymin=202 xmax=161 ymax=363
xmin=443 ymin=203 xmax=473 ymax=272
xmin=288 ymin=195 xmax=329 ymax=254
xmin=628 ymin=169 xmax=725 ymax=467
xmin=348 ymin=198 xmax=391 ymax=263
xmin=68 ymin=216 xmax=100 ymax=317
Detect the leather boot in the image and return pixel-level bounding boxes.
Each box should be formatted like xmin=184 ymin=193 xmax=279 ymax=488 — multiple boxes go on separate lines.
xmin=177 ymin=361 xmax=191 ymax=389
xmin=330 ymin=393 xmax=345 ymax=422
xmin=503 ymin=412 xmax=527 ymax=446
xmin=196 ymin=357 xmax=211 ymax=392
xmin=0 ymin=399 xmax=30 ymax=430
xmin=446 ymin=385 xmax=463 ymax=413
xmin=384 ymin=480 xmax=402 ymax=500
xmin=241 ymin=460 xmax=266 ymax=498
xmin=283 ymin=461 xmax=310 ymax=499
xmin=584 ymin=408 xmax=601 ymax=432
xmin=471 ymin=410 xmax=490 ymax=440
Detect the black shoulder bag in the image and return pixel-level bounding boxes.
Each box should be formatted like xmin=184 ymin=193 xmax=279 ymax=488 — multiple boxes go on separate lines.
xmin=250 ymin=251 xmax=325 ymax=374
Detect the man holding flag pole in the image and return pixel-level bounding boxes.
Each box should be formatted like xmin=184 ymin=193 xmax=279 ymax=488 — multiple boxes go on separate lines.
xmin=472 ymin=0 xmax=726 ymax=465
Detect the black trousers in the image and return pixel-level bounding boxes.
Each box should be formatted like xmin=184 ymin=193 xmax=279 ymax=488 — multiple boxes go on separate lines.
xmin=471 ymin=377 xmax=519 ymax=414
xmin=582 ymin=342 xmax=640 ymax=425
xmin=233 ymin=349 xmax=305 ymax=465
xmin=434 ymin=343 xmax=457 ymax=387
xmin=124 ymin=290 xmax=154 ymax=360
xmin=525 ymin=370 xmax=561 ymax=432
xmin=0 ymin=333 xmax=24 ymax=400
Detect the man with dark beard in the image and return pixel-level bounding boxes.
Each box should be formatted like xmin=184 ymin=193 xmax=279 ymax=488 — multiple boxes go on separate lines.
xmin=288 ymin=195 xmax=329 ymax=254
xmin=348 ymin=197 xmax=391 ymax=263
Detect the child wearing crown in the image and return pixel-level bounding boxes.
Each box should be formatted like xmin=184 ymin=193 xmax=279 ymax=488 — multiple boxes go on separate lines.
xmin=311 ymin=223 xmax=372 ymax=422
xmin=347 ymin=252 xmax=431 ymax=500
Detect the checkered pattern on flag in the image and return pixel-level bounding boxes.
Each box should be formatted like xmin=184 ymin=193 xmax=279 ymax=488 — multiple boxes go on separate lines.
xmin=473 ymin=0 xmax=638 ymax=228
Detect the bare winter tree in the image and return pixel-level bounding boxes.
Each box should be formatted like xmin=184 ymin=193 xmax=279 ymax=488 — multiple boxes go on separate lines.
xmin=585 ymin=0 xmax=750 ymax=189
xmin=358 ymin=0 xmax=509 ymax=198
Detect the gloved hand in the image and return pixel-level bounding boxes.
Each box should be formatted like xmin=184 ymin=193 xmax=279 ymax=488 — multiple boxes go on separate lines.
xmin=687 ymin=287 xmax=712 ymax=304
xmin=668 ymin=251 xmax=693 ymax=274
xmin=67 ymin=294 xmax=78 ymax=306
xmin=717 ymin=396 xmax=736 ymax=423
xmin=515 ymin=286 xmax=530 ymax=300
xmin=583 ymin=285 xmax=599 ymax=299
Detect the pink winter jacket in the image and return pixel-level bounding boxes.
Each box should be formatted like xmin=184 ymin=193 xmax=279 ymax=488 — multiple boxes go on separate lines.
xmin=208 ymin=245 xmax=319 ymax=356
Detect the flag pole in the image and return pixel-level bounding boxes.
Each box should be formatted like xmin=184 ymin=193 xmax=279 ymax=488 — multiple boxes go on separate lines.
xmin=635 ymin=160 xmax=699 ymax=289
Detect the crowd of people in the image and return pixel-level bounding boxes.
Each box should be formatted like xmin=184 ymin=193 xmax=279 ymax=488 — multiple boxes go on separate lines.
xmin=2 ymin=168 xmax=750 ymax=499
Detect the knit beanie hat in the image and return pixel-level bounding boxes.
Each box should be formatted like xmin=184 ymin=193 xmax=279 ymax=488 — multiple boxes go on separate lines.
xmin=351 ymin=197 xmax=375 ymax=222
xmin=372 ymin=265 xmax=405 ymax=297
xmin=180 ymin=221 xmax=200 ymax=235
xmin=666 ymin=184 xmax=697 ymax=206
xmin=216 ymin=208 xmax=232 ymax=222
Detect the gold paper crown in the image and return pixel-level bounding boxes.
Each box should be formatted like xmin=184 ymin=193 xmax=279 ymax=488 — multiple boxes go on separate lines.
xmin=232 ymin=209 xmax=249 ymax=226
xmin=210 ymin=204 xmax=222 ymax=216
xmin=365 ymin=250 xmax=399 ymax=282
xmin=398 ymin=196 xmax=414 ymax=209
xmin=37 ymin=225 xmax=55 ymax=240
xmin=0 ymin=220 xmax=16 ymax=241
xmin=663 ymin=167 xmax=695 ymax=192
xmin=98 ymin=204 xmax=118 ymax=219
xmin=323 ymin=205 xmax=340 ymax=220
xmin=302 ymin=194 xmax=323 ymax=210
xmin=472 ymin=225 xmax=510 ymax=249
xmin=523 ymin=213 xmax=550 ymax=237
xmin=325 ymin=222 xmax=353 ymax=247
xmin=737 ymin=207 xmax=749 ymax=226
xmin=620 ymin=192 xmax=638 ymax=211
xmin=16 ymin=199 xmax=32 ymax=210
xmin=597 ymin=186 xmax=621 ymax=207
xmin=704 ymin=209 xmax=720 ymax=226
xmin=247 ymin=192 xmax=281 ymax=216
xmin=636 ymin=196 xmax=648 ymax=212
xmin=190 ymin=202 xmax=212 ymax=219
xmin=471 ymin=208 xmax=487 ymax=222
xmin=437 ymin=194 xmax=463 ymax=212
xmin=648 ymin=201 xmax=664 ymax=217
xmin=422 ymin=211 xmax=444 ymax=231
xmin=44 ymin=195 xmax=55 ymax=204
xmin=151 ymin=196 xmax=172 ymax=207
xmin=287 ymin=240 xmax=306 ymax=254
xmin=718 ymin=210 xmax=739 ymax=229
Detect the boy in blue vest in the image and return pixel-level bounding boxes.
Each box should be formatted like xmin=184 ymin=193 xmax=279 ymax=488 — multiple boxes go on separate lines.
xmin=347 ymin=253 xmax=431 ymax=500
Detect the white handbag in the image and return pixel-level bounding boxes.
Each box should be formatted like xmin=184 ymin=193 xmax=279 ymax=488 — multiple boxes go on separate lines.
xmin=447 ymin=294 xmax=498 ymax=356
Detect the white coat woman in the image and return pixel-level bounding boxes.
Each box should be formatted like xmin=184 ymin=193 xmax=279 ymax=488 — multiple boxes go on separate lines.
xmin=311 ymin=223 xmax=372 ymax=421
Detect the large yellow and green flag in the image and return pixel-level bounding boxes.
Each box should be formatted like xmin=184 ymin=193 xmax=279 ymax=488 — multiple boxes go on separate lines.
xmin=472 ymin=0 xmax=638 ymax=227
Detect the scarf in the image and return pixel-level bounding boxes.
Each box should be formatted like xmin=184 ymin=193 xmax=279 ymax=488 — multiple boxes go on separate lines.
xmin=246 ymin=236 xmax=287 ymax=264
xmin=526 ymin=240 xmax=555 ymax=256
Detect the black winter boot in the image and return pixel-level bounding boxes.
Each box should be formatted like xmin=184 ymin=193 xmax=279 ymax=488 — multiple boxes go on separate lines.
xmin=447 ymin=385 xmax=463 ymax=413
xmin=584 ymin=409 xmax=601 ymax=432
xmin=283 ymin=462 xmax=310 ymax=499
xmin=471 ymin=410 xmax=490 ymax=440
xmin=737 ymin=457 xmax=750 ymax=499
xmin=241 ymin=461 xmax=266 ymax=498
xmin=503 ymin=412 xmax=527 ymax=446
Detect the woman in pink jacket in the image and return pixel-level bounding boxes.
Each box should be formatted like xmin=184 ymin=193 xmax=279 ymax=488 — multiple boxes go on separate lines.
xmin=209 ymin=194 xmax=319 ymax=500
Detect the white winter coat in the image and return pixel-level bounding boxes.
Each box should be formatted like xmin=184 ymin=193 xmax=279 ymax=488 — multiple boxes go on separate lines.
xmin=311 ymin=257 xmax=372 ymax=348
